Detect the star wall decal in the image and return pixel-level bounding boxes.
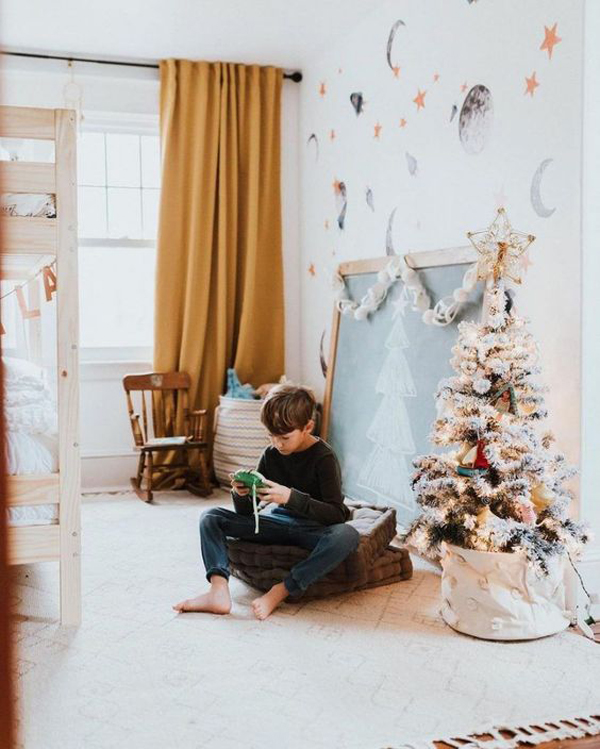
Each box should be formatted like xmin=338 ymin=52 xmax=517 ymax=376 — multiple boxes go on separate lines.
xmin=540 ymin=23 xmax=561 ymax=59
xmin=308 ymin=263 xmax=316 ymax=277
xmin=433 ymin=73 xmax=440 ymax=82
xmin=399 ymin=118 xmax=407 ymax=128
xmin=329 ymin=129 xmax=336 ymax=141
xmin=525 ymin=71 xmax=540 ymax=97
xmin=520 ymin=250 xmax=533 ymax=272
xmin=374 ymin=122 xmax=382 ymax=139
xmin=324 ymin=219 xmax=330 ymax=230
xmin=392 ymin=66 xmax=401 ymax=78
xmin=413 ymin=89 xmax=427 ymax=110
xmin=319 ymin=82 xmax=327 ymax=97
xmin=467 ymin=207 xmax=535 ymax=284
xmin=460 ymin=81 xmax=468 ymax=92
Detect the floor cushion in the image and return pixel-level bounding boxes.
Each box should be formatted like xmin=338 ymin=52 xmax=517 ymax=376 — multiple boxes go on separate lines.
xmin=226 ymin=501 xmax=413 ymax=598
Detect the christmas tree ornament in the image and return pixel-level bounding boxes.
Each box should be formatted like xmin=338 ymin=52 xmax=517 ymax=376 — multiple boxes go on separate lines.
xmin=490 ymin=381 xmax=518 ymax=416
xmin=467 ymin=207 xmax=535 ymax=285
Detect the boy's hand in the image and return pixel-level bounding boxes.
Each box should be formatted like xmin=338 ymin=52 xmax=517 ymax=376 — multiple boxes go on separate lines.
xmin=257 ymin=479 xmax=291 ymax=505
xmin=229 ymin=472 xmax=250 ymax=497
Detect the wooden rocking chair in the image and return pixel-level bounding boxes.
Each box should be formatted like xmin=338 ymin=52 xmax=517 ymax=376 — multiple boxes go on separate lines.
xmin=123 ymin=372 xmax=213 ymax=502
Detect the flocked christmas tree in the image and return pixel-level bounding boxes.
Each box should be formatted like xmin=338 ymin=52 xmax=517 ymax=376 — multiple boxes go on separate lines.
xmin=358 ymin=309 xmax=417 ymax=511
xmin=404 ymin=209 xmax=588 ymax=575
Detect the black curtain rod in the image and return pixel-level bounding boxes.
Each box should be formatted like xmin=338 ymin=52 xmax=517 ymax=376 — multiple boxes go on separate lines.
xmin=3 ymin=50 xmax=303 ymax=82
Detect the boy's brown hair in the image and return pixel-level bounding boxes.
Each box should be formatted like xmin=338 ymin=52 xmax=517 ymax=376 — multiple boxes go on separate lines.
xmin=260 ymin=384 xmax=317 ymax=435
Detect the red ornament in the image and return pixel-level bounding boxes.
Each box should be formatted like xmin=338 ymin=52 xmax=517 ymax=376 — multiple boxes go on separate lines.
xmin=473 ymin=440 xmax=489 ymax=470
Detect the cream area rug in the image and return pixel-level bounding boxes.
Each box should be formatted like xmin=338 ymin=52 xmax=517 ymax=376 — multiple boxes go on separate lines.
xmin=10 ymin=491 xmax=600 ymax=749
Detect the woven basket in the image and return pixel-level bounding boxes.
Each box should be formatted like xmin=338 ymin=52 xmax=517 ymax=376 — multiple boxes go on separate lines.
xmin=212 ymin=396 xmax=270 ymax=488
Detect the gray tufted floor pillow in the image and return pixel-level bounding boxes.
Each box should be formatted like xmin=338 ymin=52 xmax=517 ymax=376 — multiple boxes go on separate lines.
xmin=226 ymin=501 xmax=413 ymax=599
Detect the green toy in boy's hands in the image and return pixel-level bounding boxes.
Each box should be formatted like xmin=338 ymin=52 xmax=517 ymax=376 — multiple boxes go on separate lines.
xmin=232 ymin=469 xmax=267 ymax=490
xmin=232 ymin=469 xmax=267 ymax=534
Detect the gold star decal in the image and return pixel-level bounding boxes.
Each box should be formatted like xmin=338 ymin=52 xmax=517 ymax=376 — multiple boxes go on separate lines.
xmin=467 ymin=208 xmax=535 ymax=284
xmin=433 ymin=73 xmax=440 ymax=82
xmin=413 ymin=89 xmax=427 ymax=110
xmin=399 ymin=118 xmax=407 ymax=128
xmin=329 ymin=129 xmax=336 ymax=141
xmin=374 ymin=122 xmax=382 ymax=139
xmin=324 ymin=219 xmax=330 ymax=230
xmin=332 ymin=179 xmax=342 ymax=194
xmin=525 ymin=72 xmax=540 ymax=97
xmin=392 ymin=66 xmax=401 ymax=78
xmin=308 ymin=263 xmax=316 ymax=277
xmin=460 ymin=82 xmax=468 ymax=92
xmin=319 ymin=82 xmax=327 ymax=97
xmin=540 ymin=23 xmax=561 ymax=59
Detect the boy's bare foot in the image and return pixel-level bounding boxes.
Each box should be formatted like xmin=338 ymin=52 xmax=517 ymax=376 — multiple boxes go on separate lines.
xmin=172 ymin=576 xmax=232 ymax=614
xmin=252 ymin=582 xmax=289 ymax=620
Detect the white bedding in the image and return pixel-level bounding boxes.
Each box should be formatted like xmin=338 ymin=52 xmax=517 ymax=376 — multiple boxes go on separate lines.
xmin=7 ymin=504 xmax=58 ymax=526
xmin=3 ymin=357 xmax=60 ymax=526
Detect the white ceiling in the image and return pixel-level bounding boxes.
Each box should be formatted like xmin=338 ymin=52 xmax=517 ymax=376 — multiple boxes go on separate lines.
xmin=0 ymin=0 xmax=378 ymax=71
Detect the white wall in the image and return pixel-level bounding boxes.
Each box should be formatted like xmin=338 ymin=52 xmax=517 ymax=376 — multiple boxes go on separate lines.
xmin=1 ymin=55 xmax=301 ymax=489
xmin=580 ymin=0 xmax=600 ymax=591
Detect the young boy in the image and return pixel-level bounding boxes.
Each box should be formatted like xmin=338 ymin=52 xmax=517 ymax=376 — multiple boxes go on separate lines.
xmin=173 ymin=384 xmax=359 ymax=620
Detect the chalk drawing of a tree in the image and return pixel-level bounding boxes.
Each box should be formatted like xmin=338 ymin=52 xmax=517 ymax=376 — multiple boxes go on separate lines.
xmin=357 ymin=310 xmax=417 ymax=511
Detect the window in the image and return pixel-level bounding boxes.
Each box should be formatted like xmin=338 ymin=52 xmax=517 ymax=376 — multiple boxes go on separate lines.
xmin=77 ymin=117 xmax=160 ymax=361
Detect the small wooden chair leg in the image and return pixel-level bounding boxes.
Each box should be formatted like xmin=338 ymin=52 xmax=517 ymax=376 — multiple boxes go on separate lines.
xmin=146 ymin=452 xmax=154 ymax=502
xmin=131 ymin=451 xmax=152 ymax=502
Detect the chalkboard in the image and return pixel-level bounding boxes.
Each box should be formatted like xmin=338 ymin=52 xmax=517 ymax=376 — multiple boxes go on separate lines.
xmin=324 ymin=257 xmax=483 ymax=527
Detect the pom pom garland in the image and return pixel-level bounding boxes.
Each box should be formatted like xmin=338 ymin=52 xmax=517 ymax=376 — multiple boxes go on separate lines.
xmin=332 ymin=257 xmax=477 ymax=325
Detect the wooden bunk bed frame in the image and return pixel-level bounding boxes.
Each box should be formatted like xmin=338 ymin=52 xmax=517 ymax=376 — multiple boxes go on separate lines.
xmin=1 ymin=105 xmax=81 ymax=626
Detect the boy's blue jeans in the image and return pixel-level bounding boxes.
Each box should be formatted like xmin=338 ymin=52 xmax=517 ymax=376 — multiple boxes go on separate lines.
xmin=199 ymin=507 xmax=360 ymax=596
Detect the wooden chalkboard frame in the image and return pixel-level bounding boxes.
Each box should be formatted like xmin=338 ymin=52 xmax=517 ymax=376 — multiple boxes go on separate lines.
xmin=322 ymin=245 xmax=478 ymax=439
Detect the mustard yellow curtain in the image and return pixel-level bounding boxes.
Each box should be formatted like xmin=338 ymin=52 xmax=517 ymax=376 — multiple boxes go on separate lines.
xmin=154 ymin=60 xmax=285 ymax=447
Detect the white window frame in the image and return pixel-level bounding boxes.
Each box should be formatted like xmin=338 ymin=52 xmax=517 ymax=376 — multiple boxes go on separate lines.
xmin=78 ymin=111 xmax=159 ymax=364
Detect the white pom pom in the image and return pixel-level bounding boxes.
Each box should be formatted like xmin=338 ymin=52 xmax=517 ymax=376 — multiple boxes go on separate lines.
xmin=453 ymin=288 xmax=468 ymax=302
xmin=355 ymin=307 xmax=369 ymax=321
xmin=422 ymin=309 xmax=435 ymax=325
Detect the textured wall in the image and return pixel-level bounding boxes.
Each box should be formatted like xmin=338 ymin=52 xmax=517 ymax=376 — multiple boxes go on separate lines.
xmin=299 ymin=0 xmax=583 ymax=475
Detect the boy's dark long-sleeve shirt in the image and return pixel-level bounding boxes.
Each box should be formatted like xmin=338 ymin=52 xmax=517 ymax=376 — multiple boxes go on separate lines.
xmin=232 ymin=439 xmax=349 ymax=526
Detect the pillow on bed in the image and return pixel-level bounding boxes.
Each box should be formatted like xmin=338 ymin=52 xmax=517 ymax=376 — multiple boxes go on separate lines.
xmin=4 ymin=400 xmax=57 ymax=435
xmin=5 ymin=432 xmax=58 ymax=474
xmin=2 ymin=357 xmax=47 ymax=391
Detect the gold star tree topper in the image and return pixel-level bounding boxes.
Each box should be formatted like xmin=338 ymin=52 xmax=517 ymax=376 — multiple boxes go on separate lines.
xmin=467 ymin=207 xmax=535 ymax=284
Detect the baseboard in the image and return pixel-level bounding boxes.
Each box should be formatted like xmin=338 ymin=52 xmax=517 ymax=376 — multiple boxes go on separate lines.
xmin=81 ymin=452 xmax=137 ymax=492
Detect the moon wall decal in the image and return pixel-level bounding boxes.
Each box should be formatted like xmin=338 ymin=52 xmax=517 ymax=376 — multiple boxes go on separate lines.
xmin=530 ymin=158 xmax=556 ymax=218
xmin=458 ymin=85 xmax=493 ymax=155
xmin=319 ymin=330 xmax=328 ymax=378
xmin=307 ymin=133 xmax=319 ymax=162
xmin=386 ymin=20 xmax=406 ymax=71
xmin=386 ymin=207 xmax=398 ymax=256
